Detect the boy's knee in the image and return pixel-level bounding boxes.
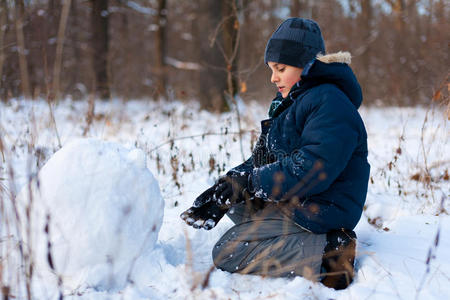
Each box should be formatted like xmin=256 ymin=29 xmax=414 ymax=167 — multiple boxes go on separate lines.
xmin=212 ymin=224 xmax=328 ymax=278
xmin=212 ymin=232 xmax=246 ymax=272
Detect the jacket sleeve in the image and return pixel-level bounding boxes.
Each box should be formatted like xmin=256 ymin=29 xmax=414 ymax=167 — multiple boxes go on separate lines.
xmin=250 ymin=90 xmax=360 ymax=200
xmin=226 ymin=156 xmax=254 ymax=176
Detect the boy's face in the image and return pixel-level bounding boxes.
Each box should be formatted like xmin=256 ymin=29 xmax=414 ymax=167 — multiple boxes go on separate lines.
xmin=268 ymin=62 xmax=303 ymax=98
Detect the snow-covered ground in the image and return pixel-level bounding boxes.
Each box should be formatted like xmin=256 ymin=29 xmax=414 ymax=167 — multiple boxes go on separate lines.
xmin=0 ymin=98 xmax=448 ymax=299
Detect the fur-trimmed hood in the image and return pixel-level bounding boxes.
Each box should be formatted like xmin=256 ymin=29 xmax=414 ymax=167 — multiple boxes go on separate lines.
xmin=298 ymin=51 xmax=363 ymax=109
xmin=317 ymin=51 xmax=352 ymax=64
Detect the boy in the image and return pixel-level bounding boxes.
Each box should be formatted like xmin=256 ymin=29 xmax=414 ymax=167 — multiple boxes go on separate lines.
xmin=181 ymin=18 xmax=370 ymax=289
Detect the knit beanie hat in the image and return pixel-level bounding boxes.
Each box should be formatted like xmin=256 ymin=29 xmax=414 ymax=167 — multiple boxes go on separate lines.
xmin=264 ymin=18 xmax=326 ymax=68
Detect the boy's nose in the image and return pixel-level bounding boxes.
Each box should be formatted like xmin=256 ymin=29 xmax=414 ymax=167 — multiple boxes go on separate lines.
xmin=271 ymin=73 xmax=279 ymax=83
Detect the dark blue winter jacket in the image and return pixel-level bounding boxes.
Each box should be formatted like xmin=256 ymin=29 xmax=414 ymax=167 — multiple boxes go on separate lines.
xmin=230 ymin=53 xmax=370 ymax=234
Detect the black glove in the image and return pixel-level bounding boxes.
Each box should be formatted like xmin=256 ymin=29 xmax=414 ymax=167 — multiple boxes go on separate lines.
xmin=180 ymin=177 xmax=228 ymax=230
xmin=214 ymin=172 xmax=254 ymax=207
xmin=180 ymin=201 xmax=228 ymax=230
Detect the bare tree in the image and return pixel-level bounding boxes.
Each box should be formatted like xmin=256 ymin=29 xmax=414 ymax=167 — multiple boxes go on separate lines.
xmin=192 ymin=0 xmax=241 ymax=112
xmin=385 ymin=0 xmax=406 ymax=32
xmin=69 ymin=0 xmax=82 ymax=98
xmin=15 ymin=0 xmax=31 ymax=98
xmin=52 ymin=0 xmax=72 ymax=100
xmin=222 ymin=0 xmax=240 ymax=100
xmin=154 ymin=0 xmax=168 ymax=100
xmin=91 ymin=0 xmax=110 ymax=99
xmin=0 ymin=0 xmax=8 ymax=97
xmin=290 ymin=0 xmax=312 ymax=18
xmin=194 ymin=0 xmax=228 ymax=111
xmin=48 ymin=0 xmax=61 ymax=18
xmin=359 ymin=0 xmax=373 ymax=93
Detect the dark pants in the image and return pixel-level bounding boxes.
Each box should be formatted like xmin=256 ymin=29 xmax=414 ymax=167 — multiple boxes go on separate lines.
xmin=212 ymin=201 xmax=356 ymax=289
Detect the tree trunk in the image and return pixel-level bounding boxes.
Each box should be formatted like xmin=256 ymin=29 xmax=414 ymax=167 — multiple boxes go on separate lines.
xmin=359 ymin=0 xmax=372 ymax=93
xmin=70 ymin=0 xmax=82 ymax=98
xmin=222 ymin=0 xmax=239 ymax=99
xmin=154 ymin=0 xmax=168 ymax=100
xmin=48 ymin=0 xmax=61 ymax=17
xmin=0 ymin=0 xmax=8 ymax=99
xmin=194 ymin=0 xmax=228 ymax=112
xmin=52 ymin=0 xmax=72 ymax=100
xmin=119 ymin=4 xmax=130 ymax=100
xmin=391 ymin=0 xmax=408 ymax=104
xmin=311 ymin=1 xmax=319 ymax=20
xmin=15 ymin=0 xmax=31 ymax=98
xmin=91 ymin=0 xmax=110 ymax=100
xmin=290 ymin=0 xmax=311 ymax=18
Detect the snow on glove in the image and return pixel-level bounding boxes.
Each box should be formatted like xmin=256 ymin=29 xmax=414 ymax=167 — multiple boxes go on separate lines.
xmin=191 ymin=178 xmax=224 ymax=207
xmin=180 ymin=201 xmax=228 ymax=230
xmin=180 ymin=177 xmax=228 ymax=230
xmin=214 ymin=172 xmax=255 ymax=208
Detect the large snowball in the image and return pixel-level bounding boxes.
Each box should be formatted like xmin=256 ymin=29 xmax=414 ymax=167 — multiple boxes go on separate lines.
xmin=16 ymin=138 xmax=164 ymax=291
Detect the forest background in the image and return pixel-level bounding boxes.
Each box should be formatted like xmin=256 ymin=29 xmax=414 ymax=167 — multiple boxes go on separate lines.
xmin=0 ymin=0 xmax=448 ymax=111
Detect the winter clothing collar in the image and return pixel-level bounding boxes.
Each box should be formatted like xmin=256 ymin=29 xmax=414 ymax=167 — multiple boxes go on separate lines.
xmin=268 ymin=51 xmax=362 ymax=118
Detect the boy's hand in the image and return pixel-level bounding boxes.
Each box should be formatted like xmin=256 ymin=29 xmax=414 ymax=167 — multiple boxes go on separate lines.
xmin=180 ymin=201 xmax=228 ymax=230
xmin=192 ymin=182 xmax=216 ymax=207
xmin=180 ymin=177 xmax=228 ymax=230
xmin=214 ymin=172 xmax=254 ymax=207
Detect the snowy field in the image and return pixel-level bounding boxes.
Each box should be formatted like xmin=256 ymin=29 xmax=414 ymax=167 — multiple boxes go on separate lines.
xmin=0 ymin=98 xmax=449 ymax=299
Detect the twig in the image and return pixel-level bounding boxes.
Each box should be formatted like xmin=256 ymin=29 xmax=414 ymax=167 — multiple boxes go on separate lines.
xmin=229 ymin=93 xmax=245 ymax=161
xmin=82 ymin=94 xmax=95 ymax=136
xmin=0 ymin=41 xmax=15 ymax=52
xmin=415 ymin=195 xmax=445 ymax=300
xmin=419 ymin=104 xmax=436 ymax=203
xmin=148 ymin=130 xmax=255 ymax=153
xmin=182 ymin=227 xmax=194 ymax=289
xmin=0 ymin=131 xmax=5 ymax=163
xmin=37 ymin=9 xmax=62 ymax=149
xmin=431 ymin=72 xmax=449 ymax=103
xmin=46 ymin=100 xmax=62 ymax=149
xmin=224 ymin=0 xmax=245 ymax=161
xmin=208 ymin=14 xmax=234 ymax=48
xmin=200 ymin=265 xmax=216 ymax=289
xmin=228 ymin=2 xmax=240 ymax=64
